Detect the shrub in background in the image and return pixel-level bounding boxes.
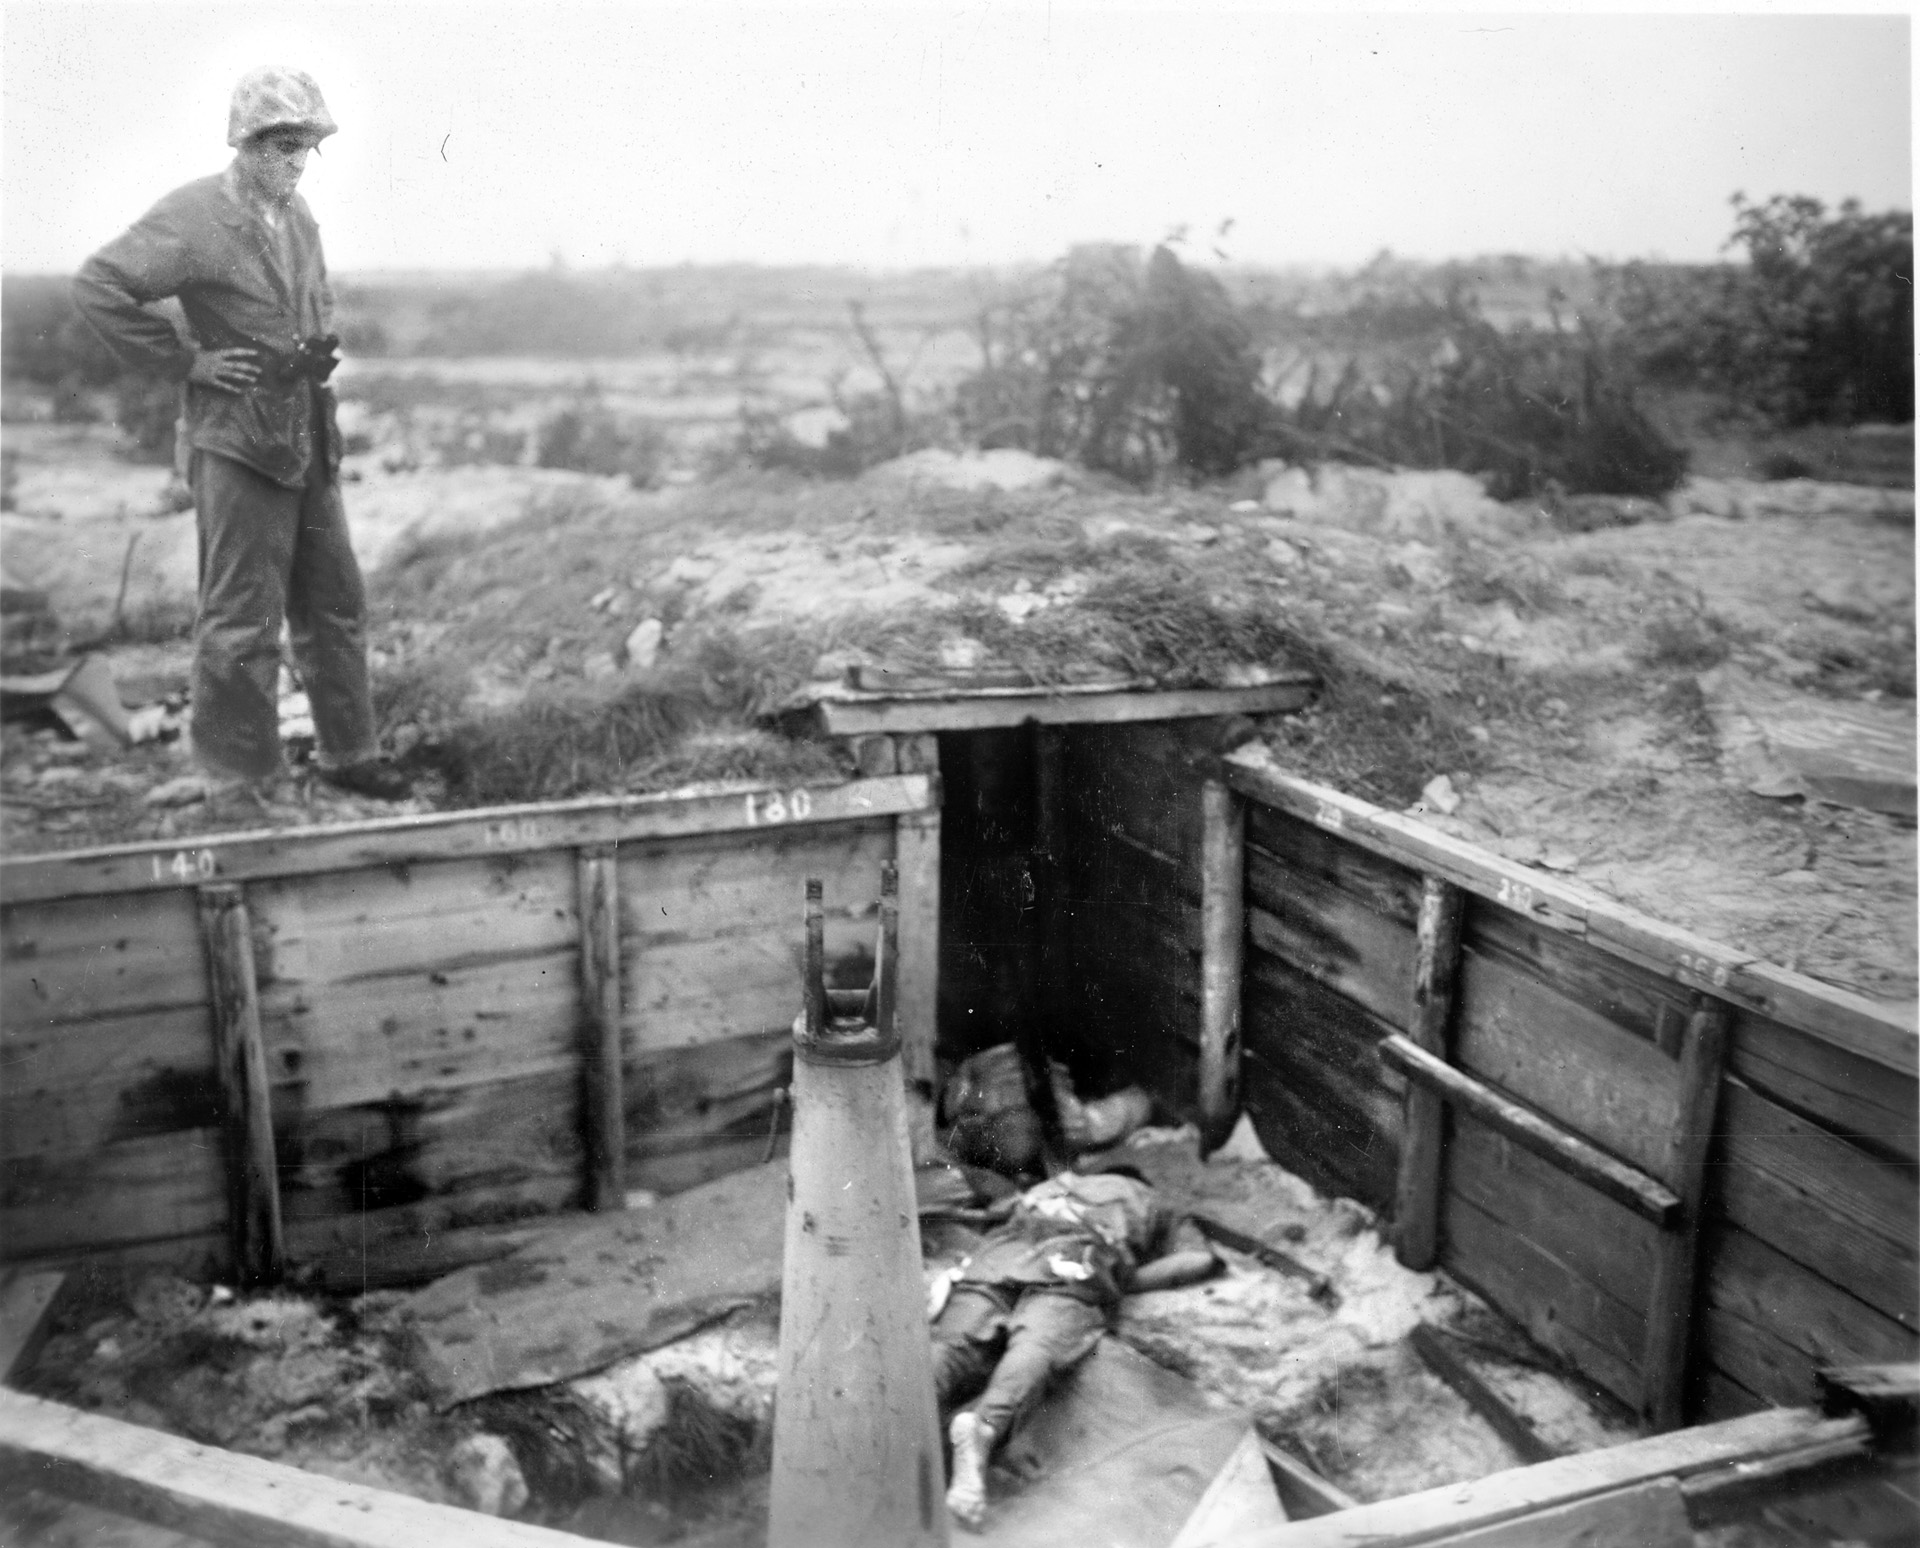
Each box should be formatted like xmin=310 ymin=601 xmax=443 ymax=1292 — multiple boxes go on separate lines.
xmin=536 ymin=392 xmax=669 ymax=487
xmin=1608 ymin=195 xmax=1914 ymax=428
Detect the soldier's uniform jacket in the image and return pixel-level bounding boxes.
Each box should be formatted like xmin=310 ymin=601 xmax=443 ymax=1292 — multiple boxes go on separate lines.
xmin=957 ymin=1171 xmax=1213 ymax=1308
xmin=74 ymin=168 xmax=340 ymax=490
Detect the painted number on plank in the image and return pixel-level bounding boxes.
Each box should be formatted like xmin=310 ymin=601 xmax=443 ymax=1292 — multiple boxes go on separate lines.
xmin=1677 ymin=952 xmax=1733 ymax=988
xmin=1496 ymin=877 xmax=1535 ymax=912
xmin=151 ymin=849 xmax=218 ymax=883
xmin=744 ymin=789 xmax=814 ymax=826
xmin=484 ymin=817 xmax=548 ymax=847
xmin=1312 ymin=801 xmax=1344 ymax=831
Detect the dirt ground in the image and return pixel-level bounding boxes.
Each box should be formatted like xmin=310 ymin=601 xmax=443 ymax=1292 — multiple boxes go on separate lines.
xmin=3 ymin=415 xmax=1912 ymax=1007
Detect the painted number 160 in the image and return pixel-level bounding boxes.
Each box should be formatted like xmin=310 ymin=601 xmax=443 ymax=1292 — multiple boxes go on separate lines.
xmin=743 ymin=788 xmax=814 ymax=825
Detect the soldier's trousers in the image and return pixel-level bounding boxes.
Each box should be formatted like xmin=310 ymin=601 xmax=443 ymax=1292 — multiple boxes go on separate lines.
xmin=931 ymin=1284 xmax=1106 ymax=1441
xmin=188 ymin=450 xmax=378 ymax=782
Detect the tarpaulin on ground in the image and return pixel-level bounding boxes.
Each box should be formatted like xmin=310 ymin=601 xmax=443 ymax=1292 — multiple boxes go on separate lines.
xmin=407 ymin=1161 xmax=787 ymax=1408
xmin=975 ymin=1335 xmax=1284 ymax=1547
xmin=1701 ymin=665 xmax=1916 ymax=819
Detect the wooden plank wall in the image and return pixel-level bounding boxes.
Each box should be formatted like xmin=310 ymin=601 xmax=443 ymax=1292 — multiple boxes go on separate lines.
xmin=1057 ymin=722 xmax=1207 ymax=1112
xmin=1241 ymin=804 xmax=1414 ymax=1215
xmin=615 ymin=819 xmax=895 ymax=1195
xmin=1 ymin=799 xmax=907 ymax=1281
xmin=1239 ymin=799 xmax=1919 ymax=1423
xmin=1 ymin=890 xmax=228 ymax=1272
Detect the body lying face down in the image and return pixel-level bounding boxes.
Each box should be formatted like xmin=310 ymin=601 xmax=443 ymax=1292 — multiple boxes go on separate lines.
xmin=928 ymin=1166 xmax=1222 ymax=1528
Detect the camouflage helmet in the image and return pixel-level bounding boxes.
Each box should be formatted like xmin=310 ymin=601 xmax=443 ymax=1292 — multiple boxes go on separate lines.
xmin=226 ymin=66 xmax=338 ymax=148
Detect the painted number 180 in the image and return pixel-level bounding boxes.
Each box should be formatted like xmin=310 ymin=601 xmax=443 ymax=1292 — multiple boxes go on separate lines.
xmin=744 ymin=788 xmax=814 ymax=826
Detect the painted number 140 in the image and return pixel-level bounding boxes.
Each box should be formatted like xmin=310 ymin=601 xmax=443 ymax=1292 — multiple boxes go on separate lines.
xmin=151 ymin=849 xmax=217 ymax=883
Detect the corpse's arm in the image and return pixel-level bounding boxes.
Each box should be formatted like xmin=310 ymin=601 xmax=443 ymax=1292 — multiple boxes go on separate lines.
xmin=1124 ymin=1214 xmax=1221 ymax=1294
xmin=72 ymin=202 xmax=200 ymax=380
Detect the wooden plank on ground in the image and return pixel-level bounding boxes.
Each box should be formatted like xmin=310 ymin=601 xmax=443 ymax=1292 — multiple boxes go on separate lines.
xmin=1381 ymin=1036 xmax=1679 ymax=1226
xmin=1258 ymin=1441 xmax=1358 ymax=1520
xmin=1238 ymin=1407 xmax=1867 ymax=1548
xmin=1818 ymin=1361 xmax=1920 ymax=1443
xmin=407 ymin=1160 xmax=788 ymax=1407
xmin=1410 ymin=1323 xmax=1560 ymax=1465
xmin=1224 ymin=745 xmax=1918 ymax=1078
xmin=0 ymin=1269 xmax=63 ymax=1383
xmin=813 ymin=678 xmax=1313 ymax=735
xmin=1395 ymin=876 xmax=1464 ymax=1270
xmin=0 ymin=1387 xmax=595 ymax=1548
xmin=197 ymin=885 xmax=283 ymax=1288
xmin=0 ymin=774 xmax=935 ymax=904
xmin=1170 ymin=1427 xmax=1291 ymax=1547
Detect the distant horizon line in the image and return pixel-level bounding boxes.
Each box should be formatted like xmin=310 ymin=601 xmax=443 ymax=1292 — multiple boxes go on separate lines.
xmin=2 ymin=250 xmax=1775 ymax=282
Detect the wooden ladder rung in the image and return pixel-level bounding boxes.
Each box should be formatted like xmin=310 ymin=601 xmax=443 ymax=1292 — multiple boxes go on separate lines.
xmin=1378 ymin=1034 xmax=1681 ymax=1227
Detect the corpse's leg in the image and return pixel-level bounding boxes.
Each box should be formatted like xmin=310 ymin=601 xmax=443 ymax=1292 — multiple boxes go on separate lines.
xmin=947 ymin=1291 xmax=1105 ymax=1529
xmin=929 ymin=1285 xmax=1008 ymax=1414
xmin=189 ymin=452 xmax=300 ymax=783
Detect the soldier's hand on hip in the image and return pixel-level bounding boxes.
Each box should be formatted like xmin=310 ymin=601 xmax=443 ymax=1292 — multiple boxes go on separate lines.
xmin=188 ymin=348 xmax=261 ymax=392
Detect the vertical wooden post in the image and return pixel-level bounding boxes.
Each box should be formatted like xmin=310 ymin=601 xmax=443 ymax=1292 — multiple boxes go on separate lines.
xmin=876 ymin=861 xmax=900 ymax=1038
xmin=1022 ymin=725 xmax=1068 ymax=1142
xmin=1642 ymin=997 xmax=1732 ymax=1432
xmin=576 ymin=846 xmax=626 ymax=1212
xmin=1393 ymin=876 xmax=1466 ymax=1270
xmin=196 ymin=884 xmax=283 ymax=1288
xmin=1197 ymin=779 xmax=1246 ymax=1152
xmin=894 ymin=804 xmax=942 ymax=1160
xmin=803 ymin=877 xmax=827 ymax=1040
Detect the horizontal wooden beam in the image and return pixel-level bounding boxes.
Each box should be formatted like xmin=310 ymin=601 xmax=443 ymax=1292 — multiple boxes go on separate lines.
xmin=1224 ymin=745 xmax=1917 ymax=1078
xmin=1236 ymin=1406 xmax=1871 ymax=1547
xmin=1378 ymin=1034 xmax=1681 ymax=1227
xmin=0 ymin=774 xmax=936 ymax=904
xmin=1258 ymin=1439 xmax=1359 ymax=1519
xmin=1817 ymin=1361 xmax=1920 ymax=1438
xmin=0 ymin=1388 xmax=596 ymax=1548
xmin=812 ymin=678 xmax=1314 ymax=735
xmin=1409 ymin=1324 xmax=1559 ymax=1464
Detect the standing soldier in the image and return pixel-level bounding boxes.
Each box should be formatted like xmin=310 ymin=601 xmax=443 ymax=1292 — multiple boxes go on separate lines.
xmin=74 ymin=67 xmax=409 ymax=805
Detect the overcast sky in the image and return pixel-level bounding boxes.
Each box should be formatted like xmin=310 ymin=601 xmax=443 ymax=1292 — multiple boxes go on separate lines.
xmin=4 ymin=3 xmax=1911 ymax=275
